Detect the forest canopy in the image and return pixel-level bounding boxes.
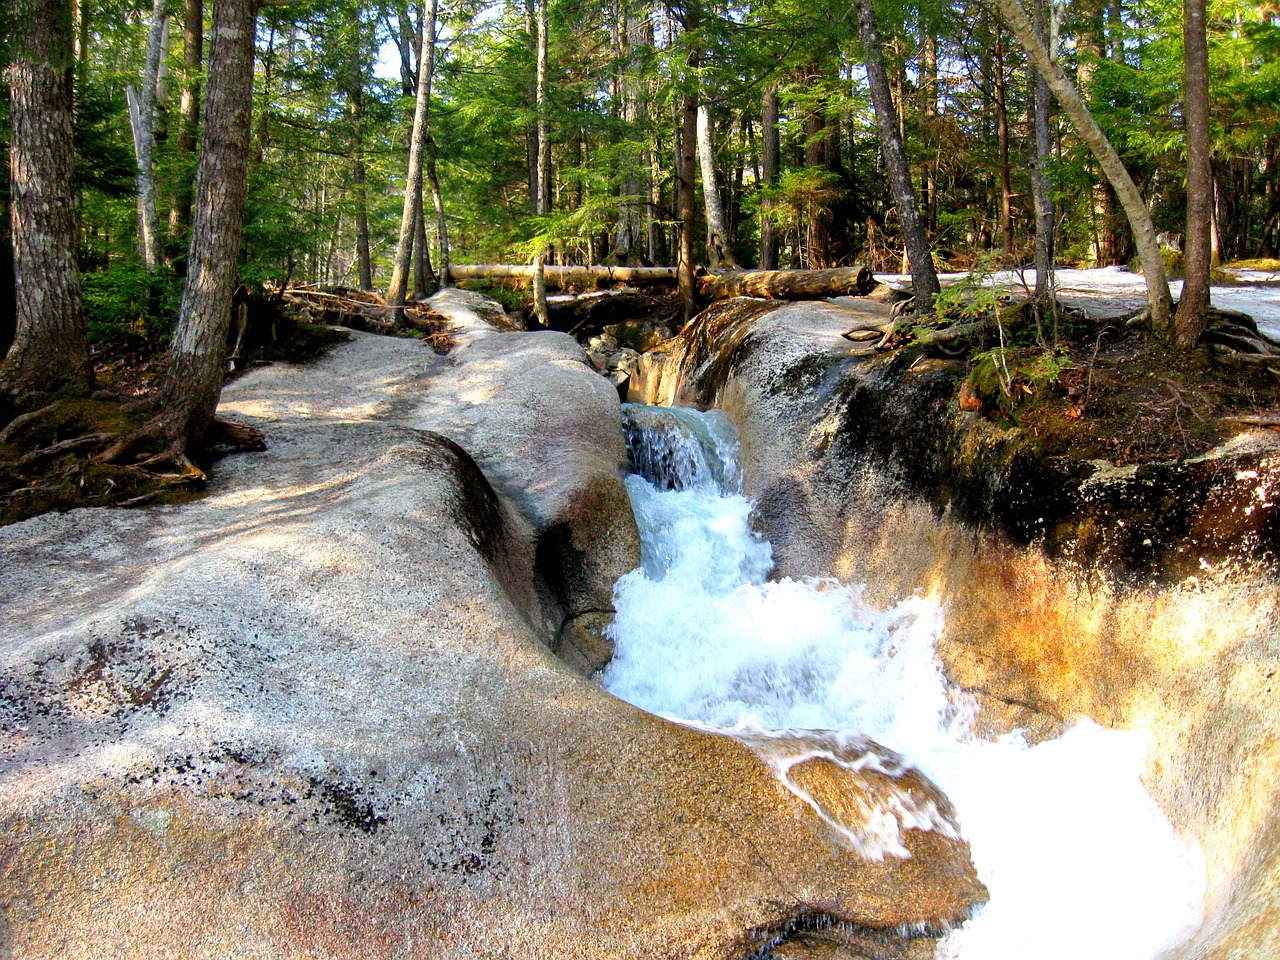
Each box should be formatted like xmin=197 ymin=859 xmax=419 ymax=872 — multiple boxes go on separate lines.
xmin=2 ymin=0 xmax=1275 ymax=301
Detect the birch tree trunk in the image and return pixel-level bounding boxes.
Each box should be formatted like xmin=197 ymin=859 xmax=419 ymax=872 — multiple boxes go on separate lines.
xmin=1175 ymin=0 xmax=1211 ymax=347
xmin=532 ymin=0 xmax=550 ymax=327
xmin=2 ymin=0 xmax=93 ymax=408
xmin=128 ymin=0 xmax=168 ymax=270
xmin=993 ymin=0 xmax=1173 ymax=328
xmin=388 ymin=0 xmax=439 ymax=316
xmin=696 ymin=103 xmax=739 ymax=268
xmin=535 ymin=0 xmax=551 ymax=217
xmin=145 ymin=0 xmax=256 ymax=457
xmin=759 ymin=82 xmax=779 ymax=270
xmin=853 ymin=0 xmax=940 ymax=309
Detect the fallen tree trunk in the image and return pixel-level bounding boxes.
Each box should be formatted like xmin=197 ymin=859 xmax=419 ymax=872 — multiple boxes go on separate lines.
xmin=698 ymin=265 xmax=877 ymax=301
xmin=447 ymin=264 xmax=678 ymax=287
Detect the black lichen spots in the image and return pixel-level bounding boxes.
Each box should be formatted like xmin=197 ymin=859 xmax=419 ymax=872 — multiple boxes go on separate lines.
xmin=310 ymin=776 xmax=388 ymax=835
xmin=422 ymin=782 xmax=519 ymax=880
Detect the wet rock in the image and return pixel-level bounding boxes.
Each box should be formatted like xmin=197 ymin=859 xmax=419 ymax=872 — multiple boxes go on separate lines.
xmin=554 ymin=611 xmax=615 ymax=676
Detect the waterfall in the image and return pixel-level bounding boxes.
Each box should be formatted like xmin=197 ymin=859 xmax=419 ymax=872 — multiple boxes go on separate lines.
xmin=603 ymin=403 xmax=1206 ymax=960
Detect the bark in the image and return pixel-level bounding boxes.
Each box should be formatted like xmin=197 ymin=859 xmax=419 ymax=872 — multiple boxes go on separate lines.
xmin=1030 ymin=0 xmax=1054 ymax=301
xmin=535 ymin=0 xmax=551 ymax=216
xmin=2 ymin=0 xmax=93 ymax=407
xmin=677 ymin=98 xmax=697 ymax=320
xmin=388 ymin=0 xmax=439 ymax=315
xmin=348 ymin=83 xmax=373 ymax=291
xmin=170 ymin=0 xmax=202 ymax=238
xmin=1175 ymin=0 xmax=1212 ymax=348
xmin=426 ymin=136 xmax=450 ymax=284
xmin=447 ymin=264 xmax=676 ymax=285
xmin=853 ymin=0 xmax=940 ymax=309
xmin=532 ymin=0 xmax=550 ymax=309
xmin=128 ymin=0 xmax=168 ymax=269
xmin=994 ymin=0 xmax=1173 ymax=328
xmin=919 ymin=33 xmax=938 ymax=233
xmin=759 ymin=83 xmax=779 ymax=270
xmin=698 ymin=266 xmax=876 ymax=301
xmin=696 ymin=104 xmax=738 ymax=268
xmin=149 ymin=0 xmax=256 ymax=454
xmin=413 ymin=190 xmax=434 ymax=298
xmin=993 ymin=26 xmax=1014 ymax=256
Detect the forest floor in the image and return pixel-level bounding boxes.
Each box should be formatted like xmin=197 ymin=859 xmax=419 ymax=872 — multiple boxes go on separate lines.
xmin=880 ymin=264 xmax=1280 ymax=465
xmin=2 ymin=264 xmax=1279 ymax=526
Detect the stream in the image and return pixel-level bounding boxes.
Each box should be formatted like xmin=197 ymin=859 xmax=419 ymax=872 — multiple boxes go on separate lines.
xmin=601 ymin=403 xmax=1207 ymax=960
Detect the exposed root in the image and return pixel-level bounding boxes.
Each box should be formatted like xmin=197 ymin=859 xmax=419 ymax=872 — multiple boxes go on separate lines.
xmin=0 ymin=403 xmax=63 ymax=447
xmin=16 ymin=433 xmax=111 ymax=470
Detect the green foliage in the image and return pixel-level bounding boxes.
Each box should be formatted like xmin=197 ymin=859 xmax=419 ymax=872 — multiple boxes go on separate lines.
xmin=81 ymin=265 xmax=183 ymax=352
xmin=968 ymin=344 xmax=1071 ymax=415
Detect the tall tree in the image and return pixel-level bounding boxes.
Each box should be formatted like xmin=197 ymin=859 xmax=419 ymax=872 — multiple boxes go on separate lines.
xmin=127 ymin=0 xmax=168 ymax=269
xmin=531 ymin=0 xmax=550 ymax=326
xmin=1029 ymin=0 xmax=1055 ymax=303
xmin=696 ymin=102 xmax=739 ymax=267
xmin=759 ymin=81 xmax=779 ymax=269
xmin=388 ymin=0 xmax=440 ymax=315
xmin=994 ymin=0 xmax=1174 ymax=329
xmin=170 ymin=0 xmax=203 ymax=241
xmin=106 ymin=0 xmax=258 ymax=466
xmin=1 ymin=0 xmax=93 ymax=410
xmin=853 ymin=0 xmax=940 ymax=309
xmin=1175 ymin=0 xmax=1211 ymax=348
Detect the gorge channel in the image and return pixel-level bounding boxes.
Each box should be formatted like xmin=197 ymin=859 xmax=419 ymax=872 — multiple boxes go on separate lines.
xmin=603 ymin=402 xmax=1206 ymax=960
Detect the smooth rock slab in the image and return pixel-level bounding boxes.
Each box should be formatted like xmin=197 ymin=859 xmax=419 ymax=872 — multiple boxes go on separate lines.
xmin=0 ymin=316 xmax=985 ymax=958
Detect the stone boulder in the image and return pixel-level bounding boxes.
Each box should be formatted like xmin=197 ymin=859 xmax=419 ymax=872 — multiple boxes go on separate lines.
xmin=0 ymin=300 xmax=986 ymax=959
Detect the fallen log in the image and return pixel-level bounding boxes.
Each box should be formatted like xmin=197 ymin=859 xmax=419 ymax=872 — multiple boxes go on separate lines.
xmin=697 ymin=265 xmax=877 ymax=301
xmin=446 ymin=264 xmax=678 ymax=287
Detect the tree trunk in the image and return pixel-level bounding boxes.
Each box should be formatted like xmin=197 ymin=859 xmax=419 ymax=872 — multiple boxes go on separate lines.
xmin=413 ymin=190 xmax=434 ymax=298
xmin=447 ymin=264 xmax=676 ymax=285
xmin=699 ymin=265 xmax=876 ymax=301
xmin=1030 ymin=0 xmax=1055 ymax=302
xmin=1 ymin=0 xmax=93 ymax=408
xmin=994 ymin=0 xmax=1173 ymax=329
xmin=696 ymin=103 xmax=739 ymax=268
xmin=993 ymin=26 xmax=1014 ymax=256
xmin=170 ymin=0 xmax=202 ymax=242
xmin=535 ymin=0 xmax=551 ymax=216
xmin=148 ymin=0 xmax=255 ymax=455
xmin=347 ymin=80 xmax=373 ymax=292
xmin=853 ymin=0 xmax=940 ymax=309
xmin=760 ymin=82 xmax=780 ymax=270
xmin=128 ymin=0 xmax=168 ymax=270
xmin=919 ymin=33 xmax=938 ymax=233
xmin=426 ymin=136 xmax=450 ymax=285
xmin=677 ymin=99 xmax=697 ymax=320
xmin=1175 ymin=0 xmax=1211 ymax=348
xmin=388 ymin=0 xmax=439 ymax=316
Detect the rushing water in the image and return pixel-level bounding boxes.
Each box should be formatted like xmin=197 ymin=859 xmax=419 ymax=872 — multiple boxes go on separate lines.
xmin=602 ymin=403 xmax=1206 ymax=960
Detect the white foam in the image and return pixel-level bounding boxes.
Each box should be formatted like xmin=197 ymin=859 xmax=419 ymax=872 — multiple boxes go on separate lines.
xmin=603 ymin=406 xmax=1205 ymax=960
